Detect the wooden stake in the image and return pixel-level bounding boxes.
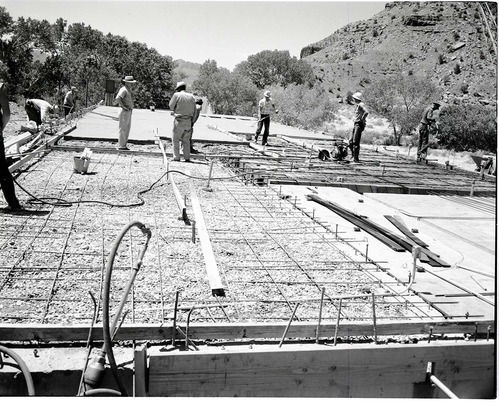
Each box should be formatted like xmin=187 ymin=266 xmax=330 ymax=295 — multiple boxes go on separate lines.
xmin=315 ymin=288 xmax=325 ymax=344
xmin=279 ymin=303 xmax=299 ymax=348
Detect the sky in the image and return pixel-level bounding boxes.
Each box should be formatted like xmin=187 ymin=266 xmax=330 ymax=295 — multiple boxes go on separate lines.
xmin=0 ymin=0 xmax=386 ymax=70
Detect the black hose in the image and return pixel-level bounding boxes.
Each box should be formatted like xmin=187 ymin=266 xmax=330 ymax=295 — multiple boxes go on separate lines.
xmin=0 ymin=345 xmax=35 ymax=396
xmin=12 ymin=168 xmax=268 ymax=208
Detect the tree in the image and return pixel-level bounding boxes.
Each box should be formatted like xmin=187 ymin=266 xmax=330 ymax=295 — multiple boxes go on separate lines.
xmin=269 ymin=83 xmax=336 ymax=131
xmin=364 ymin=72 xmax=438 ymax=145
xmin=437 ymin=104 xmax=496 ymax=152
xmin=234 ymin=50 xmax=314 ymax=89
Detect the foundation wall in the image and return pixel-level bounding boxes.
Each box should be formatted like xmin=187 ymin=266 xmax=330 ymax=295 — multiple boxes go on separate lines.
xmin=148 ymin=341 xmax=495 ymax=398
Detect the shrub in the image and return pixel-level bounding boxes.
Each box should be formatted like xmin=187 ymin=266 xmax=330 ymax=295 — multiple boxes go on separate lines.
xmin=454 ymin=64 xmax=461 ymax=74
xmin=438 ymin=54 xmax=445 ymax=64
xmin=438 ymin=104 xmax=497 ymax=152
xmin=460 ymin=83 xmax=469 ymax=94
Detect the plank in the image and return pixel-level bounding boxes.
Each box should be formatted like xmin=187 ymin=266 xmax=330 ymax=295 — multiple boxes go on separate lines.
xmin=0 ymin=319 xmax=493 ymax=343
xmin=133 ymin=343 xmax=148 ymax=397
xmin=189 ymin=181 xmax=225 ymax=296
xmin=384 ymin=215 xmax=429 ymax=247
xmin=148 ymin=342 xmax=494 ymax=397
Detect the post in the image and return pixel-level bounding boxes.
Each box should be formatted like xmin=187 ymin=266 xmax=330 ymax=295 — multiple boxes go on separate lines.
xmin=172 ymin=290 xmax=180 ymax=346
xmin=372 ymin=293 xmax=378 ymax=344
xmin=279 ymin=303 xmax=300 ymax=348
xmin=203 ymin=160 xmax=214 ymax=192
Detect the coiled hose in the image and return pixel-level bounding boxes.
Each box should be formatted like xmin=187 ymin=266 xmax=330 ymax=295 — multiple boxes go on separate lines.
xmin=0 ymin=345 xmax=35 ymax=396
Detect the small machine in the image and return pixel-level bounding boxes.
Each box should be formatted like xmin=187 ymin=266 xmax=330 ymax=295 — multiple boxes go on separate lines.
xmin=318 ymin=139 xmax=350 ymax=162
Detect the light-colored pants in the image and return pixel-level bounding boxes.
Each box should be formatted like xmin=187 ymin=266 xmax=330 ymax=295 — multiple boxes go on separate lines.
xmin=118 ymin=109 xmax=132 ymax=148
xmin=172 ymin=117 xmax=191 ymax=160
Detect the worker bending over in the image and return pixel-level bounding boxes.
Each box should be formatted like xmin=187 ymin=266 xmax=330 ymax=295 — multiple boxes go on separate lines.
xmin=349 ymin=92 xmax=369 ymax=163
xmin=416 ymin=101 xmax=440 ymax=161
xmin=169 ymin=81 xmax=196 ymax=162
xmin=24 ymin=98 xmax=59 ymax=127
xmin=255 ymin=90 xmax=278 ymax=146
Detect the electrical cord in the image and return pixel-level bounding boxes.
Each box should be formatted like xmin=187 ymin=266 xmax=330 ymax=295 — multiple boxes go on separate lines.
xmin=12 ymin=167 xmax=268 ymax=208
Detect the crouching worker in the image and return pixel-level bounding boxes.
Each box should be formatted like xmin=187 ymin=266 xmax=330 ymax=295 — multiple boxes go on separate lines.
xmin=24 ymin=98 xmax=58 ymax=128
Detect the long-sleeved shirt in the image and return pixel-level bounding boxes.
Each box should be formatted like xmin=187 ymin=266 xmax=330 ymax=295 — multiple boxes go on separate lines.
xmin=63 ymin=91 xmax=75 ymax=107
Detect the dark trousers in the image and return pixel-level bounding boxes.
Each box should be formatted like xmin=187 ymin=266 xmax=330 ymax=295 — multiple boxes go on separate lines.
xmin=255 ymin=114 xmax=270 ymax=145
xmin=63 ymin=105 xmax=73 ymax=117
xmin=25 ymin=100 xmax=42 ymax=125
xmin=417 ymin=124 xmax=430 ymax=159
xmin=349 ymin=122 xmax=365 ymax=162
xmin=0 ymin=133 xmax=20 ymax=208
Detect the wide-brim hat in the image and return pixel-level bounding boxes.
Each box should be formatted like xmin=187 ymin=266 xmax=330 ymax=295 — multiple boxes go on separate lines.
xmin=123 ymin=75 xmax=137 ymax=83
xmin=70 ymin=86 xmax=77 ymax=91
xmin=264 ymin=90 xmax=271 ymax=97
xmin=352 ymin=92 xmax=363 ymax=101
xmin=176 ymin=81 xmax=187 ymax=91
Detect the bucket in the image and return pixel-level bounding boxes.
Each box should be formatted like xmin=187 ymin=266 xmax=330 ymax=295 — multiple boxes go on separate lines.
xmin=74 ymin=156 xmax=90 ymax=174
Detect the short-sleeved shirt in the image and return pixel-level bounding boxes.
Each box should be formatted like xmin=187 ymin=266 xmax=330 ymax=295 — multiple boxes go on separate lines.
xmin=420 ymin=106 xmax=436 ymax=125
xmin=64 ymin=91 xmax=75 ymax=107
xmin=354 ymin=102 xmax=368 ymax=123
xmin=115 ymin=86 xmax=134 ymax=110
xmin=169 ymin=91 xmax=196 ymax=118
xmin=258 ymin=97 xmax=275 ymax=115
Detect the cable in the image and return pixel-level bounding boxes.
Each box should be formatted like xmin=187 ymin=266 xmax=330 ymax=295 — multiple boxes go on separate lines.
xmin=12 ymin=167 xmax=269 ymax=208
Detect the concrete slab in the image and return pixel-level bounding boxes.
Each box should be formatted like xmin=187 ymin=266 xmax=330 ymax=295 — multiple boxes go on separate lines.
xmin=68 ymin=106 xmax=246 ymax=144
xmin=271 ymin=184 xmax=495 ymax=321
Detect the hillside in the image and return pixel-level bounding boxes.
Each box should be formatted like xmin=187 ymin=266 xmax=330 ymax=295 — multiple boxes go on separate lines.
xmin=301 ymin=1 xmax=497 ymax=106
xmin=173 ymin=59 xmax=201 ymax=88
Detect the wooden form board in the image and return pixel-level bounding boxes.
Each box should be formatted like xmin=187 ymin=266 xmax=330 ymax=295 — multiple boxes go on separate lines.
xmin=8 ymin=126 xmax=76 ymax=172
xmin=0 ymin=319 xmax=493 ymax=343
xmin=148 ymin=341 xmax=494 ymax=398
xmin=189 ymin=181 xmax=225 ymax=296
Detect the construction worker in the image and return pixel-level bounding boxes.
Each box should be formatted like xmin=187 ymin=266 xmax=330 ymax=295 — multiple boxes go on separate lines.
xmin=169 ymin=81 xmax=196 ymax=162
xmin=416 ymin=101 xmax=440 ymax=161
xmin=189 ymin=97 xmax=203 ymax=154
xmin=24 ymin=98 xmax=59 ymax=127
xmin=255 ymin=90 xmax=278 ymax=146
xmin=348 ymin=92 xmax=369 ymax=163
xmin=63 ymin=86 xmax=77 ymax=117
xmin=0 ymin=82 xmax=22 ymax=211
xmin=115 ymin=75 xmax=136 ymax=150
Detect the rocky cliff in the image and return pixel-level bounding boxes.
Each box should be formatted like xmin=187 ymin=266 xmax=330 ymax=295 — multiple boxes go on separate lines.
xmin=301 ymin=1 xmax=497 ymax=106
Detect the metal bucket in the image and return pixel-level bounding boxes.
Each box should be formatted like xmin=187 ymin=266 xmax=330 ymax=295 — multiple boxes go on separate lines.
xmin=74 ymin=156 xmax=90 ymax=174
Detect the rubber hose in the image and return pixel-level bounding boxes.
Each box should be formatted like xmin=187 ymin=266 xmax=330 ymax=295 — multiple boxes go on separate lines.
xmin=83 ymin=388 xmax=122 ymax=397
xmin=0 ymin=345 xmax=35 ymax=396
xmin=102 ymin=221 xmax=150 ymax=397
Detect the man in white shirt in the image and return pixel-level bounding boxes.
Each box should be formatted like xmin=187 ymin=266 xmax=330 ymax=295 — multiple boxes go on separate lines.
xmin=24 ymin=98 xmax=58 ymax=127
xmin=255 ymin=90 xmax=278 ymax=146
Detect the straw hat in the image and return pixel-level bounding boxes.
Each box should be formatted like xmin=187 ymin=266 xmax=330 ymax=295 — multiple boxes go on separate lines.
xmin=123 ymin=75 xmax=137 ymax=83
xmin=352 ymin=92 xmax=363 ymax=102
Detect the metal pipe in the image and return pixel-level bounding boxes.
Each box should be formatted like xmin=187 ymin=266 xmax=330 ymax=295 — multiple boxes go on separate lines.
xmin=429 ymin=374 xmax=459 ymax=399
xmin=315 ymin=287 xmax=325 ymax=343
xmin=372 ymin=293 xmax=378 ymax=344
xmin=279 ymin=303 xmax=300 ymax=348
xmin=333 ymin=299 xmax=343 ymax=346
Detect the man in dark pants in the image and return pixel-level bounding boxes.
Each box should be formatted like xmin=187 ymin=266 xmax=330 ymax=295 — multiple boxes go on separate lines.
xmin=24 ymin=98 xmax=58 ymax=127
xmin=348 ymin=92 xmax=369 ymax=163
xmin=0 ymin=82 xmax=21 ymax=210
xmin=417 ymin=101 xmax=440 ymax=161
xmin=255 ymin=90 xmax=278 ymax=146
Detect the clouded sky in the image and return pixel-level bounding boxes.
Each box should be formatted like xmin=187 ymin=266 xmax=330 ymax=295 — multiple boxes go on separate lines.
xmin=1 ymin=0 xmax=386 ymax=70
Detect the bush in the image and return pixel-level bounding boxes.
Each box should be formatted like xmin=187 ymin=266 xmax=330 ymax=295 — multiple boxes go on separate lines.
xmin=438 ymin=104 xmax=497 ymax=152
xmin=454 ymin=64 xmax=461 ymax=74
xmin=269 ymin=83 xmax=336 ymax=131
xmin=438 ymin=54 xmax=445 ymax=64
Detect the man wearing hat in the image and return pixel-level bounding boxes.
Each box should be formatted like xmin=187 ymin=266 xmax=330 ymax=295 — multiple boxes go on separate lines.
xmin=115 ymin=75 xmax=136 ymax=150
xmin=416 ymin=101 xmax=440 ymax=161
xmin=255 ymin=90 xmax=278 ymax=146
xmin=348 ymin=92 xmax=369 ymax=163
xmin=63 ymin=86 xmax=78 ymax=117
xmin=24 ymin=98 xmax=59 ymax=128
xmin=169 ymin=82 xmax=196 ymax=161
